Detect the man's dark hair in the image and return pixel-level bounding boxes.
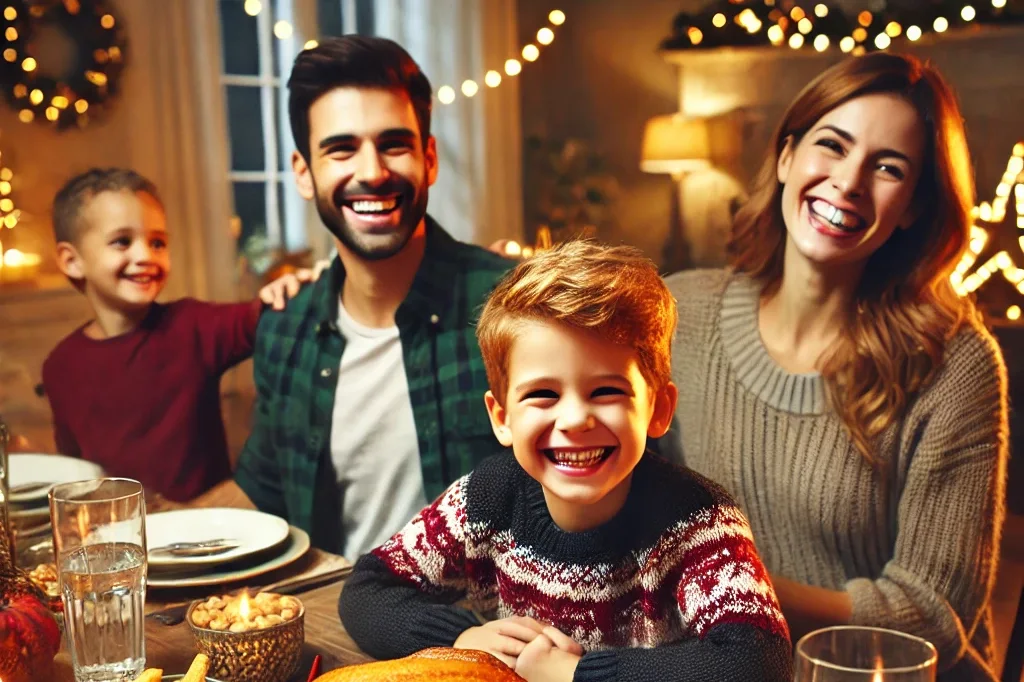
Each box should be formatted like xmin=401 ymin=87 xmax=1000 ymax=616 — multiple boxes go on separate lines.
xmin=52 ymin=168 xmax=162 ymax=244
xmin=287 ymin=35 xmax=433 ymax=160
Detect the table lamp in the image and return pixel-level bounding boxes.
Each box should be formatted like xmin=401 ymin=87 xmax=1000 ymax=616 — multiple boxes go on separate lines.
xmin=640 ymin=113 xmax=711 ymax=271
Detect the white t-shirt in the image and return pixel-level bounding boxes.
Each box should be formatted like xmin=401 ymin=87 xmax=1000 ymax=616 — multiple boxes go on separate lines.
xmin=330 ymin=300 xmax=427 ymax=559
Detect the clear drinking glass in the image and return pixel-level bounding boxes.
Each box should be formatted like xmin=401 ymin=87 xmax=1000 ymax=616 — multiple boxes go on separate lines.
xmin=795 ymin=626 xmax=938 ymax=681
xmin=50 ymin=478 xmax=147 ymax=682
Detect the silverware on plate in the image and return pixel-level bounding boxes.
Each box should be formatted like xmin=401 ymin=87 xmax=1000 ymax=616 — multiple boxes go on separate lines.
xmin=149 ymin=539 xmax=240 ymax=557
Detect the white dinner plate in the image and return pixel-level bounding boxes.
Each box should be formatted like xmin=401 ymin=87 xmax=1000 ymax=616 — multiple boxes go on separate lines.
xmin=146 ymin=525 xmax=310 ymax=589
xmin=8 ymin=454 xmax=106 ymax=503
xmin=145 ymin=508 xmax=291 ymax=568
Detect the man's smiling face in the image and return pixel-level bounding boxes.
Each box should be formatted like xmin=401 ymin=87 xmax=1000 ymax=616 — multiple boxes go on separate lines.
xmin=293 ymin=86 xmax=438 ymax=261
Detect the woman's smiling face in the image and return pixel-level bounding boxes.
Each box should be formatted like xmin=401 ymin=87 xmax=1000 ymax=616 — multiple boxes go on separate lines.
xmin=776 ymin=92 xmax=926 ymax=269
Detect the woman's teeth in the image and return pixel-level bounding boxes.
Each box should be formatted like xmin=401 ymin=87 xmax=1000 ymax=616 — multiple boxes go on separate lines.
xmin=545 ymin=447 xmax=612 ymax=468
xmin=810 ymin=199 xmax=862 ymax=231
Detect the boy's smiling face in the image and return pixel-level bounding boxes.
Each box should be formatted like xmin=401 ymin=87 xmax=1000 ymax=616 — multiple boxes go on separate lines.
xmin=61 ymin=189 xmax=170 ymax=314
xmin=484 ymin=319 xmax=676 ymax=532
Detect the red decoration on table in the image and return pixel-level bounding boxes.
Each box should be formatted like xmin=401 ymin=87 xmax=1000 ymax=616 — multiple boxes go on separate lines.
xmin=307 ymin=653 xmax=322 ymax=682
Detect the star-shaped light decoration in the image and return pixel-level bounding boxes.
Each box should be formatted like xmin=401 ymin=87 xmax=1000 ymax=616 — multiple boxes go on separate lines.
xmin=950 ymin=141 xmax=1024 ymax=321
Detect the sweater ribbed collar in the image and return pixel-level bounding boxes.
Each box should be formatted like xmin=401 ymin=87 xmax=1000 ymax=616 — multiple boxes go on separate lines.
xmin=719 ymin=274 xmax=826 ymax=415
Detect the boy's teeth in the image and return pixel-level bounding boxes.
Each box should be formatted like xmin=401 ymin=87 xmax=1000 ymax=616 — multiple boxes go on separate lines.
xmin=351 ymin=198 xmax=397 ymax=214
xmin=548 ymin=448 xmax=608 ymax=467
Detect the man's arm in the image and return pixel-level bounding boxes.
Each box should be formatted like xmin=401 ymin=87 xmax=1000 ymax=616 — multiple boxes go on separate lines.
xmin=229 ymin=312 xmax=288 ymax=518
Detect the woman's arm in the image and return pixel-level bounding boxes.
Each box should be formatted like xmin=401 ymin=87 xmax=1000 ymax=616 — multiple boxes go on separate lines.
xmin=768 ymin=574 xmax=852 ymax=642
xmin=776 ymin=330 xmax=1008 ymax=670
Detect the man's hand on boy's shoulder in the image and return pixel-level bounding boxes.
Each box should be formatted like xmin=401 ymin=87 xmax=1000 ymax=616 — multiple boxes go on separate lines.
xmin=453 ymin=616 xmax=582 ymax=673
xmin=514 ymin=627 xmax=582 ymax=682
xmin=258 ymin=259 xmax=331 ymax=311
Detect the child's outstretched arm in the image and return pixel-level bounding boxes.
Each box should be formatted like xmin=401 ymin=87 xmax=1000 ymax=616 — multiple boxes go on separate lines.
xmin=571 ymin=506 xmax=793 ymax=682
xmin=339 ymin=475 xmax=480 ymax=660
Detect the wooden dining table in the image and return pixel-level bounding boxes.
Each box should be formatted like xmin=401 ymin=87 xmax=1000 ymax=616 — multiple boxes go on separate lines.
xmin=52 ymin=548 xmax=374 ymax=681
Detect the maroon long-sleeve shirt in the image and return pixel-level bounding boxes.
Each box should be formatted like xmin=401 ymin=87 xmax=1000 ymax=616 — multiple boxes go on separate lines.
xmin=41 ymin=298 xmax=261 ymax=501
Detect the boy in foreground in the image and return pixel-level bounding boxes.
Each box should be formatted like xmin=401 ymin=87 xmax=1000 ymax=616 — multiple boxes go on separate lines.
xmin=339 ymin=241 xmax=791 ymax=681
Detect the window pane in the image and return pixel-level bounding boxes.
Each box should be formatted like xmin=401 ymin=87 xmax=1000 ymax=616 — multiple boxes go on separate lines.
xmin=219 ymin=0 xmax=259 ymax=75
xmin=226 ymin=86 xmax=265 ymax=171
xmin=275 ymin=86 xmax=293 ymax=171
xmin=356 ymin=0 xmax=375 ymax=34
xmin=278 ymin=180 xmax=302 ymax=249
xmin=233 ymin=182 xmax=268 ymax=250
xmin=318 ymin=0 xmax=342 ymax=37
xmin=272 ymin=1 xmax=286 ymax=78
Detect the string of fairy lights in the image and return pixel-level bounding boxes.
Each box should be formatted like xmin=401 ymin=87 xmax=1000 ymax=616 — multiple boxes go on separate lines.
xmin=661 ymin=0 xmax=1023 ymax=55
xmin=950 ymin=142 xmax=1024 ymax=320
xmin=239 ymin=1 xmax=566 ymax=105
xmin=435 ymin=10 xmax=566 ymax=105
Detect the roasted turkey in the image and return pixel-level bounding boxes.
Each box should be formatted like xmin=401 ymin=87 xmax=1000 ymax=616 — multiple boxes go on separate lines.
xmin=313 ymin=647 xmax=524 ymax=681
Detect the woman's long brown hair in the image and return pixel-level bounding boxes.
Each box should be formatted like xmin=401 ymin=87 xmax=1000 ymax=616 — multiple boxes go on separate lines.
xmin=729 ymin=53 xmax=980 ymax=465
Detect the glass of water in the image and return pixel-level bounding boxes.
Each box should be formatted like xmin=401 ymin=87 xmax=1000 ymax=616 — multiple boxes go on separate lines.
xmin=795 ymin=626 xmax=938 ymax=681
xmin=50 ymin=478 xmax=147 ymax=682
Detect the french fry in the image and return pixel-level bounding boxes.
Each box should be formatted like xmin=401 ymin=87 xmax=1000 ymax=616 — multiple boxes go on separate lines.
xmin=134 ymin=669 xmax=163 ymax=682
xmin=182 ymin=653 xmax=210 ymax=682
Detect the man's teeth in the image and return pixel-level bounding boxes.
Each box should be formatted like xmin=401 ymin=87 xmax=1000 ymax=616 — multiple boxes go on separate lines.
xmin=811 ymin=199 xmax=861 ymax=230
xmin=351 ymin=198 xmax=397 ymax=214
xmin=547 ymin=448 xmax=610 ymax=468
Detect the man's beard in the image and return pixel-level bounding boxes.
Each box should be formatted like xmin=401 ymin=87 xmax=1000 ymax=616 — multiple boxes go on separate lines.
xmin=312 ymin=177 xmax=429 ymax=262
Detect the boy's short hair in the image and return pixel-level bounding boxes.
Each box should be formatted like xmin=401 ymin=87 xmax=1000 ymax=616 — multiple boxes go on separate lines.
xmin=477 ymin=240 xmax=677 ymax=404
xmin=287 ymin=35 xmax=433 ymax=161
xmin=52 ymin=168 xmax=162 ymax=245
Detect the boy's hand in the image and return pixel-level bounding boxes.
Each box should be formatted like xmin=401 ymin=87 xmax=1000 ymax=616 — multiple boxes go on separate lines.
xmin=514 ymin=632 xmax=582 ymax=682
xmin=453 ymin=615 xmax=553 ymax=668
xmin=258 ymin=261 xmax=329 ymax=310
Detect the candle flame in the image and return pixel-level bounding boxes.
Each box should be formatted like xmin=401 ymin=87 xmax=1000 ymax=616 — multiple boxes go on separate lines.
xmin=872 ymin=654 xmax=885 ymax=682
xmin=239 ymin=591 xmax=251 ymax=621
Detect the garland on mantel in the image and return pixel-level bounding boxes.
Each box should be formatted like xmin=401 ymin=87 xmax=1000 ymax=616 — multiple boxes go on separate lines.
xmin=661 ymin=0 xmax=1024 ymax=54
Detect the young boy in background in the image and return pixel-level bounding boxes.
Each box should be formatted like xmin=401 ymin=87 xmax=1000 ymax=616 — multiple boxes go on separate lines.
xmin=339 ymin=241 xmax=792 ymax=682
xmin=42 ymin=167 xmax=314 ymax=501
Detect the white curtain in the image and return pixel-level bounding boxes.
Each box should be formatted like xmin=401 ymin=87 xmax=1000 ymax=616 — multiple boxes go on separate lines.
xmin=119 ymin=1 xmax=237 ymax=303
xmin=373 ymin=0 xmax=524 ymax=247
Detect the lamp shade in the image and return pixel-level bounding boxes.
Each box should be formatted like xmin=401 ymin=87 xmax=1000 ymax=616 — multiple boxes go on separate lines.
xmin=640 ymin=113 xmax=711 ymax=175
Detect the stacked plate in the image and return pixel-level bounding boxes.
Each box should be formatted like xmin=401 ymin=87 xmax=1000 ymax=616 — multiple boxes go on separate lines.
xmin=7 ymin=453 xmax=106 ymax=560
xmin=145 ymin=508 xmax=310 ymax=588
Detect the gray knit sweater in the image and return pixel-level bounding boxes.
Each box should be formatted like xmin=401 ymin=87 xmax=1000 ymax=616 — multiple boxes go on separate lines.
xmin=663 ymin=269 xmax=1008 ymax=681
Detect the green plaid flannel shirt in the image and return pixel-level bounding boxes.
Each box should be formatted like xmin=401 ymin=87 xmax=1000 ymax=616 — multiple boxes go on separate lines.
xmin=235 ymin=218 xmax=513 ymax=552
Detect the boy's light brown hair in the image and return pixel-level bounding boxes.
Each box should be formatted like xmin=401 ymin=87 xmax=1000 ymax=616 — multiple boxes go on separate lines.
xmin=476 ymin=240 xmax=677 ymax=404
xmin=52 ymin=168 xmax=163 ymax=245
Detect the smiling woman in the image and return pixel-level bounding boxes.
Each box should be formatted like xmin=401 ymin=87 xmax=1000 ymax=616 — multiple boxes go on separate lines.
xmin=664 ymin=53 xmax=1008 ymax=681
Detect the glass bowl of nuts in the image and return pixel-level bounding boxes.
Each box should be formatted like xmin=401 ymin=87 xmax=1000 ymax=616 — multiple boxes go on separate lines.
xmin=186 ymin=591 xmax=305 ymax=682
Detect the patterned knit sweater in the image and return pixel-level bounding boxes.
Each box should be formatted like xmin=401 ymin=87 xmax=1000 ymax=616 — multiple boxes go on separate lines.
xmin=663 ymin=269 xmax=1009 ymax=682
xmin=339 ymin=452 xmax=792 ymax=681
